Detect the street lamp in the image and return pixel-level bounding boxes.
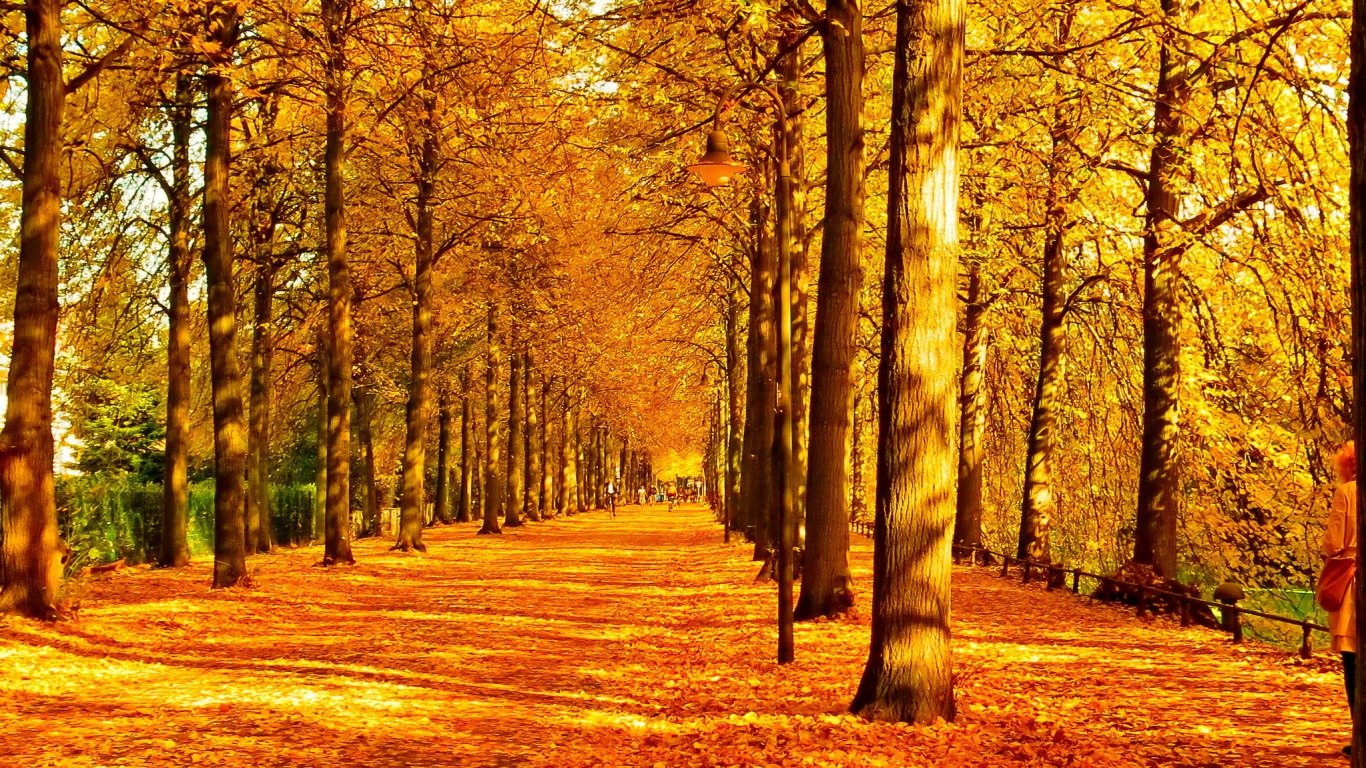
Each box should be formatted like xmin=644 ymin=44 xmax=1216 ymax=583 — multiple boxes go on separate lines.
xmin=685 ymin=130 xmax=746 ymax=188
xmin=686 ymin=83 xmax=795 ymax=666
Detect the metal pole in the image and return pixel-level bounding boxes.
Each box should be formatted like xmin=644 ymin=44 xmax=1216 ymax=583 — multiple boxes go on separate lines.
xmin=703 ymin=82 xmax=794 ymax=664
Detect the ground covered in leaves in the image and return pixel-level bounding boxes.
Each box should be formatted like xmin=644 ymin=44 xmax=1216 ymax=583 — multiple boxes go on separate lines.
xmin=0 ymin=505 xmax=1349 ymax=767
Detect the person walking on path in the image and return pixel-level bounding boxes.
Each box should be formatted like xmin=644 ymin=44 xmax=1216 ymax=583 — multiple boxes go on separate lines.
xmin=1324 ymin=440 xmax=1358 ymax=753
xmin=605 ymin=479 xmax=618 ymax=518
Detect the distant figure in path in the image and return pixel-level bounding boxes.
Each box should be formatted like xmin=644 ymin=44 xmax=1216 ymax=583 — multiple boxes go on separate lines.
xmin=1324 ymin=439 xmax=1357 ymax=751
xmin=605 ymin=480 xmax=618 ymax=518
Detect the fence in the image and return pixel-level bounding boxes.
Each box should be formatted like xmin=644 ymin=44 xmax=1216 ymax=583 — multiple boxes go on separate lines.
xmin=846 ymin=517 xmax=1331 ymax=658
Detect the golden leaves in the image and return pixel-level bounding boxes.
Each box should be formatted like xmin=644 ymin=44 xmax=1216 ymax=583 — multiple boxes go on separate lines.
xmin=0 ymin=506 xmax=1351 ymax=767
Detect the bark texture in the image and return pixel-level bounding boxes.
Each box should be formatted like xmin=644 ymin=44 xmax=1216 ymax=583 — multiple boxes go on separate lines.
xmin=850 ymin=0 xmax=962 ymax=723
xmin=1133 ymin=0 xmax=1189 ymax=579
xmin=479 ymin=305 xmax=503 ymax=534
xmin=203 ymin=9 xmax=249 ymax=588
xmin=0 ymin=0 xmax=65 ymax=616
xmin=160 ymin=70 xmax=193 ymax=569
xmin=322 ymin=0 xmax=354 ymax=565
xmin=955 ymin=268 xmax=988 ymax=554
xmin=797 ymin=0 xmax=865 ymax=621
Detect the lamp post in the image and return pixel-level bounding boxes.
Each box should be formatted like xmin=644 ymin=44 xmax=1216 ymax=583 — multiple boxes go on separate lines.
xmin=686 ymin=83 xmax=795 ymax=665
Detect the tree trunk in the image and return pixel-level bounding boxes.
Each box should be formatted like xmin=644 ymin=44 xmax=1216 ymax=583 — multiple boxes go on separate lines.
xmin=322 ymin=0 xmax=354 ymax=566
xmin=778 ymin=19 xmax=812 ymax=547
xmin=561 ymin=390 xmax=575 ymax=514
xmin=357 ymin=383 xmax=380 ymax=536
xmin=160 ymin=70 xmax=193 ymax=569
xmin=796 ymin=0 xmax=865 ymax=620
xmin=742 ymin=189 xmax=778 ymax=559
xmin=479 ymin=305 xmax=504 ymax=534
xmin=202 ymin=9 xmax=248 ymax=589
xmin=1018 ymin=144 xmax=1070 ymax=562
xmin=539 ymin=375 xmax=553 ymax=518
xmin=395 ymin=92 xmax=438 ymax=551
xmin=458 ymin=365 xmax=474 ymax=523
xmin=247 ymin=261 xmax=276 ymax=553
xmin=1133 ymin=0 xmax=1189 ymax=579
xmin=956 ymin=267 xmax=988 ymax=554
xmin=850 ymin=389 xmax=867 ymax=521
xmin=504 ymin=350 xmax=525 ymax=526
xmin=314 ymin=354 xmax=327 ymax=543
xmin=725 ymin=273 xmax=744 ymax=537
xmin=590 ymin=416 xmax=603 ymax=509
xmin=573 ymin=399 xmax=584 ymax=513
xmin=0 ymin=0 xmax=65 ymax=617
xmin=850 ymin=0 xmax=962 ymax=723
xmin=432 ymin=390 xmax=452 ymax=525
xmin=523 ymin=353 xmax=541 ymax=522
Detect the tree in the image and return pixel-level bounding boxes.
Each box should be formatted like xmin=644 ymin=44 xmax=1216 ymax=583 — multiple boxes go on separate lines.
xmin=0 ymin=0 xmax=67 ymax=617
xmin=851 ymin=0 xmax=962 ymax=723
xmin=159 ymin=67 xmax=194 ymax=568
xmin=955 ymin=267 xmax=988 ymax=555
xmin=202 ymin=4 xmax=249 ymax=589
xmin=322 ymin=0 xmax=355 ymax=566
xmin=479 ymin=304 xmax=504 ymax=535
xmin=796 ymin=0 xmax=866 ymax=621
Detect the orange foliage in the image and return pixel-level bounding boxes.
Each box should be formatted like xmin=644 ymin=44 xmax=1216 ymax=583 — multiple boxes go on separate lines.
xmin=0 ymin=508 xmax=1348 ymax=766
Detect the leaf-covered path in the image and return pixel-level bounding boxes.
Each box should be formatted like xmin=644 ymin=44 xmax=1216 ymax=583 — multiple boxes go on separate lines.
xmin=0 ymin=505 xmax=1350 ymax=767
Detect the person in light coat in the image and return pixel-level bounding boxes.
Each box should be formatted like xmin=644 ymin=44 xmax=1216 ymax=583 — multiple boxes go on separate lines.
xmin=1324 ymin=440 xmax=1357 ymax=753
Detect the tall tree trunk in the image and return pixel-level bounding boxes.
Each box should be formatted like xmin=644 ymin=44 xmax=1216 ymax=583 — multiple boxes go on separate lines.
xmin=322 ymin=0 xmax=354 ymax=566
xmin=956 ymin=268 xmax=989 ymax=555
xmin=576 ymin=402 xmax=587 ymax=512
xmin=850 ymin=0 xmax=962 ymax=722
xmin=561 ymin=390 xmax=575 ymax=513
xmin=590 ymin=416 xmax=603 ymax=509
xmin=1018 ymin=134 xmax=1070 ymax=562
xmin=724 ymin=272 xmax=744 ymax=537
xmin=357 ymin=383 xmax=380 ymax=536
xmin=1133 ymin=0 xmax=1189 ymax=579
xmin=504 ymin=350 xmax=525 ymax=526
xmin=396 ymin=87 xmax=440 ymax=550
xmin=539 ymin=375 xmax=553 ymax=518
xmin=160 ymin=70 xmax=193 ymax=569
xmin=742 ymin=188 xmax=778 ymax=559
xmin=1135 ymin=1 xmax=1210 ymax=581
xmin=796 ymin=0 xmax=865 ymax=620
xmin=396 ymin=128 xmax=437 ymax=548
xmin=850 ymin=389 xmax=867 ymax=522
xmin=432 ymin=390 xmax=452 ymax=525
xmin=314 ymin=354 xmax=327 ymax=543
xmin=479 ymin=305 xmax=504 ymax=534
xmin=778 ymin=18 xmax=812 ymax=546
xmin=0 ymin=0 xmax=65 ymax=616
xmin=247 ymin=261 xmax=276 ymax=553
xmin=523 ymin=353 xmax=541 ymax=522
xmin=203 ymin=9 xmax=248 ymax=589
xmin=459 ymin=365 xmax=474 ymax=523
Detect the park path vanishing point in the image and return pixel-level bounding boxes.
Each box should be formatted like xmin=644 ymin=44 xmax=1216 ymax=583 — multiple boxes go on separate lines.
xmin=0 ymin=504 xmax=1350 ymax=767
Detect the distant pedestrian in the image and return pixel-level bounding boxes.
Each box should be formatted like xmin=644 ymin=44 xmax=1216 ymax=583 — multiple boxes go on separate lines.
xmin=1322 ymin=440 xmax=1357 ymax=754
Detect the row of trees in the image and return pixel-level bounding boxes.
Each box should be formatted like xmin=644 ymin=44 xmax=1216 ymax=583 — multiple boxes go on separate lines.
xmin=0 ymin=0 xmax=713 ymax=617
xmin=0 ymin=0 xmax=1360 ymax=727
xmin=574 ymin=0 xmax=1356 ymax=725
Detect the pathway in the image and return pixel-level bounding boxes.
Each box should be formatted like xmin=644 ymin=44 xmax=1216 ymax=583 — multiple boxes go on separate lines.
xmin=0 ymin=505 xmax=1349 ymax=767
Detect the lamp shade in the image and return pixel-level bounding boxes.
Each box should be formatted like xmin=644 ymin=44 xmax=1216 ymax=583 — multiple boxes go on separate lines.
xmin=686 ymin=130 xmax=746 ymax=188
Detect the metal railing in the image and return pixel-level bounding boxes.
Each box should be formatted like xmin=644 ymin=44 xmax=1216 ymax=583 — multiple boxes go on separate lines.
xmin=847 ymin=520 xmax=1330 ymax=658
